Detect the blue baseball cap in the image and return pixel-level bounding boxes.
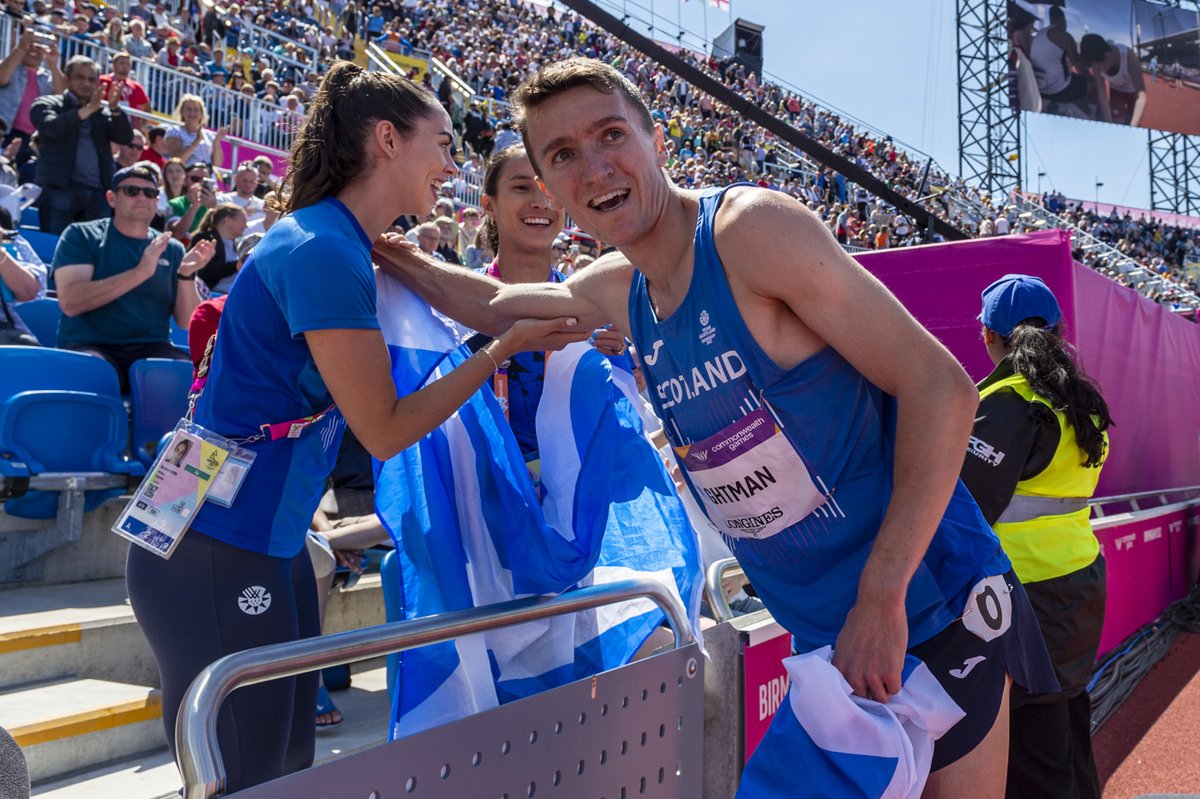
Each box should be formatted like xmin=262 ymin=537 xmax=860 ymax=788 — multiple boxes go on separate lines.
xmin=978 ymin=274 xmax=1062 ymax=337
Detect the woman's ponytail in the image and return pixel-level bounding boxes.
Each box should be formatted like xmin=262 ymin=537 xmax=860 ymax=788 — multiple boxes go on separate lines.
xmin=1004 ymin=321 xmax=1114 ymax=467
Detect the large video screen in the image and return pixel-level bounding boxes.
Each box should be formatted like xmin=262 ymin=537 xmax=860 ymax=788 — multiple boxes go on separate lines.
xmin=1008 ymin=0 xmax=1200 ymax=135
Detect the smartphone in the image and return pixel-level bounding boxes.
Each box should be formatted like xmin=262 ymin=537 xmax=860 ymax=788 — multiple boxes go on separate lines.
xmin=202 ymin=178 xmax=216 ymax=192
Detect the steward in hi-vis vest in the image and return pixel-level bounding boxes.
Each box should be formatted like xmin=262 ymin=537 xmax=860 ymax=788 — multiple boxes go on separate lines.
xmin=962 ymin=274 xmax=1114 ymax=799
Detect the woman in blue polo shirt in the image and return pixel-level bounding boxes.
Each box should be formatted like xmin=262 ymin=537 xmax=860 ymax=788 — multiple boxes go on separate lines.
xmin=125 ymin=62 xmax=585 ymax=793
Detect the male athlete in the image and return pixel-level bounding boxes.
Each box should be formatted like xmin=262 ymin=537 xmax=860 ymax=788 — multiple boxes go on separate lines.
xmin=376 ymin=58 xmax=1054 ymax=796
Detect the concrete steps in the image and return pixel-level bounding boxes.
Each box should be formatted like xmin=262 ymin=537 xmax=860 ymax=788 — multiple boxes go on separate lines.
xmin=32 ymin=666 xmax=391 ymax=799
xmin=0 ymin=569 xmax=388 ymax=790
xmin=1 ymin=677 xmax=163 ymax=784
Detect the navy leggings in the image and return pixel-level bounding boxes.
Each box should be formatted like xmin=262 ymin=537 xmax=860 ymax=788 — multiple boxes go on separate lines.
xmin=126 ymin=531 xmax=320 ymax=792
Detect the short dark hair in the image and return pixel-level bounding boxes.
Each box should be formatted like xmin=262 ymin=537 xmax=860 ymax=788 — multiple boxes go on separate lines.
xmin=64 ymin=55 xmax=98 ymax=79
xmin=1079 ymin=34 xmax=1111 ymax=66
xmin=512 ymin=58 xmax=655 ymax=170
xmin=147 ymin=125 xmax=167 ymax=144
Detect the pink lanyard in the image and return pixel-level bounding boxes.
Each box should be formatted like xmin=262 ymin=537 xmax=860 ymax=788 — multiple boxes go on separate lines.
xmin=188 ymin=332 xmax=336 ymax=445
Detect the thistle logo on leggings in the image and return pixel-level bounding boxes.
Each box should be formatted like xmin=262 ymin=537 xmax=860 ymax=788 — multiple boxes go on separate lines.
xmin=238 ymin=586 xmax=272 ymax=615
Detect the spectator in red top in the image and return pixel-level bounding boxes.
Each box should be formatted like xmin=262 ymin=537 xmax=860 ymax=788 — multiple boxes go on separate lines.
xmin=140 ymin=125 xmax=168 ymax=168
xmin=186 ymin=233 xmax=261 ymax=373
xmin=99 ymin=52 xmax=151 ymax=123
xmin=156 ymin=36 xmax=180 ymax=68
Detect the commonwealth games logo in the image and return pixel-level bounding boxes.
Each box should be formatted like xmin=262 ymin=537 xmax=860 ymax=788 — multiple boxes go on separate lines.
xmin=238 ymin=586 xmax=272 ymax=615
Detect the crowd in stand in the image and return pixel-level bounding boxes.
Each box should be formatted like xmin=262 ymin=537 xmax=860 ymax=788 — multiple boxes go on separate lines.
xmin=0 ymin=0 xmax=1197 ymax=336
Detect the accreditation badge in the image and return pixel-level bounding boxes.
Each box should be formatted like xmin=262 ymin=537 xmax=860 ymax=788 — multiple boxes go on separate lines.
xmin=679 ymin=409 xmax=826 ymax=540
xmin=112 ymin=420 xmax=247 ymax=558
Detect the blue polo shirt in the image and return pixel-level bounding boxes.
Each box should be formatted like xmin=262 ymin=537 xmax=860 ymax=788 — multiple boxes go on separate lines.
xmin=190 ymin=198 xmax=379 ymax=557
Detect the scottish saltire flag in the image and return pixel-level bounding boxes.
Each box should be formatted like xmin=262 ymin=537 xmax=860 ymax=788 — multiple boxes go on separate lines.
xmin=736 ymin=646 xmax=965 ymax=799
xmin=373 ymin=273 xmax=702 ymax=738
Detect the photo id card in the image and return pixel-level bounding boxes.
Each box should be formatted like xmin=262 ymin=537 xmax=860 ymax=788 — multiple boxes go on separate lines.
xmin=205 ymin=447 xmax=255 ymax=508
xmin=113 ymin=425 xmax=231 ymax=558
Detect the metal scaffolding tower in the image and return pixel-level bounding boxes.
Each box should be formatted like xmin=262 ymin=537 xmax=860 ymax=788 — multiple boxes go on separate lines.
xmin=956 ymin=0 xmax=1021 ymax=198
xmin=1148 ymin=128 xmax=1200 ymax=216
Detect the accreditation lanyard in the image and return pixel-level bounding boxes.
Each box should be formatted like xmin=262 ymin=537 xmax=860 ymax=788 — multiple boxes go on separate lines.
xmin=485 ymin=260 xmax=562 ymax=421
xmin=188 ymin=331 xmax=336 ymax=445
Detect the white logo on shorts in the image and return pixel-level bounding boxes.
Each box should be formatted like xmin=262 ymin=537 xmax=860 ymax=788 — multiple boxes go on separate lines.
xmin=238 ymin=586 xmax=272 ymax=615
xmin=949 ymin=655 xmax=987 ymax=680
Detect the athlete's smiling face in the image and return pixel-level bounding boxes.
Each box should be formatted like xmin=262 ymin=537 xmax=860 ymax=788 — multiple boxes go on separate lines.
xmin=482 ymin=152 xmax=563 ymax=257
xmin=391 ymin=107 xmax=458 ymax=216
xmin=525 ymin=86 xmax=668 ymax=249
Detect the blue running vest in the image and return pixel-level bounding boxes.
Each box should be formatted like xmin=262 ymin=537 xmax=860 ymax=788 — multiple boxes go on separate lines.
xmin=628 ymin=186 xmax=1009 ymax=650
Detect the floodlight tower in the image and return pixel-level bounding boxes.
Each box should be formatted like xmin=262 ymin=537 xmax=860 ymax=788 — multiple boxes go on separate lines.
xmin=956 ymin=0 xmax=1022 ymax=198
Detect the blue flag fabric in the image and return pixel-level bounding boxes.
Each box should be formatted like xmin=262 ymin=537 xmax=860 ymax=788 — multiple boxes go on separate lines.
xmin=373 ymin=274 xmax=702 ymax=738
xmin=736 ymin=646 xmax=966 ymax=799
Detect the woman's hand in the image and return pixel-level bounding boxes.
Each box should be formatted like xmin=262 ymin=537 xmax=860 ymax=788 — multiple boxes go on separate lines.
xmin=494 ymin=316 xmax=588 ymax=360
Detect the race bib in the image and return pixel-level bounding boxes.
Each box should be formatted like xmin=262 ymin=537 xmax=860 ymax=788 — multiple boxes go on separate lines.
xmin=680 ymin=409 xmax=826 ymax=540
xmin=962 ymin=574 xmax=1013 ymax=643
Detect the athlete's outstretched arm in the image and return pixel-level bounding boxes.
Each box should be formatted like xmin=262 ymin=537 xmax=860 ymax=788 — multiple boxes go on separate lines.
xmin=716 ymin=188 xmax=980 ymax=702
xmin=373 ymin=233 xmax=629 ymax=334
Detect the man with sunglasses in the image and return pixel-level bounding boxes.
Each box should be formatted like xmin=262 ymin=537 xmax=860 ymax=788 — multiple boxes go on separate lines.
xmin=51 ymin=164 xmax=214 ymax=389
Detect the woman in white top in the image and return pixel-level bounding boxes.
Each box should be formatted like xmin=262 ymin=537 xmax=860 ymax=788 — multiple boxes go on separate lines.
xmin=164 ymin=93 xmax=227 ymax=169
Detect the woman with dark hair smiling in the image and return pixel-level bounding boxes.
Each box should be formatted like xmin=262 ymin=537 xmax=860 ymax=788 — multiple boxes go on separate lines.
xmin=475 ymin=144 xmax=627 ymax=460
xmin=124 ymin=62 xmax=585 ymax=793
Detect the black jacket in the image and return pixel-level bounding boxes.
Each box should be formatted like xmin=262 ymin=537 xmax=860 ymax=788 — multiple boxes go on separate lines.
xmin=30 ymin=91 xmax=134 ymax=191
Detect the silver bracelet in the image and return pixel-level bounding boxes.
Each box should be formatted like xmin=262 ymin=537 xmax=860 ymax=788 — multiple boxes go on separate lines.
xmin=477 ymin=347 xmax=500 ymax=372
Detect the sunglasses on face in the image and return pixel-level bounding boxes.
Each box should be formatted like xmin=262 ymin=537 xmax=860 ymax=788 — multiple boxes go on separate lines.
xmin=117 ymin=185 xmax=158 ymax=198
xmin=188 ymin=175 xmax=208 ymax=183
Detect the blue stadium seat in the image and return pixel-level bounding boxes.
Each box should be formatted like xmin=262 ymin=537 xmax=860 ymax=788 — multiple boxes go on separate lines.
xmin=19 ymin=206 xmax=39 ymax=229
xmin=13 ymin=298 xmax=61 ymax=347
xmin=380 ymin=548 xmax=404 ymax=706
xmin=128 ymin=359 xmax=194 ymax=466
xmin=0 ymin=347 xmax=142 ymax=518
xmin=18 ymin=229 xmax=58 ymax=266
xmin=169 ymin=317 xmax=190 ymax=352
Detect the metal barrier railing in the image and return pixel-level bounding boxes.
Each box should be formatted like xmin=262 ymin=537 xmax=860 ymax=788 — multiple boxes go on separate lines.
xmin=703 ymin=557 xmax=745 ymax=624
xmin=1090 ymin=485 xmax=1200 ymax=516
xmin=176 ymin=577 xmax=692 ymax=799
xmin=0 ymin=22 xmax=299 ymax=153
xmin=120 ymin=106 xmax=289 ymax=183
xmin=215 ymin=8 xmax=321 ymax=67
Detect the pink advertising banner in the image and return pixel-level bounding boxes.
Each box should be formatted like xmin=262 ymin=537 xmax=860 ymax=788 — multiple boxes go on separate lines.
xmin=741 ymin=621 xmax=791 ymax=764
xmin=856 ymin=230 xmax=1200 ymax=497
xmin=1094 ymin=504 xmax=1198 ymax=656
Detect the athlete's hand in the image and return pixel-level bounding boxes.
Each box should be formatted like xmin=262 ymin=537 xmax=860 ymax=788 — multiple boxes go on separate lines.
xmin=373 ymin=232 xmax=425 ymax=280
xmin=496 ymin=316 xmax=587 ymax=358
xmin=590 ymin=325 xmax=628 ymax=356
xmin=831 ymin=593 xmax=907 ymax=703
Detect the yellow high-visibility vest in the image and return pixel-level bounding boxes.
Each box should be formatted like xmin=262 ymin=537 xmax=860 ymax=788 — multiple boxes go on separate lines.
xmin=980 ymin=374 xmax=1108 ymax=583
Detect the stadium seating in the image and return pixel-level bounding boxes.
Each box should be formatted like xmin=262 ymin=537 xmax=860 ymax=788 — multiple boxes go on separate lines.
xmin=18 ymin=230 xmax=58 ymax=267
xmin=169 ymin=318 xmax=190 ymax=352
xmin=128 ymin=359 xmax=194 ymax=466
xmin=0 ymin=347 xmax=142 ymax=519
xmin=13 ymin=298 xmax=60 ymax=348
